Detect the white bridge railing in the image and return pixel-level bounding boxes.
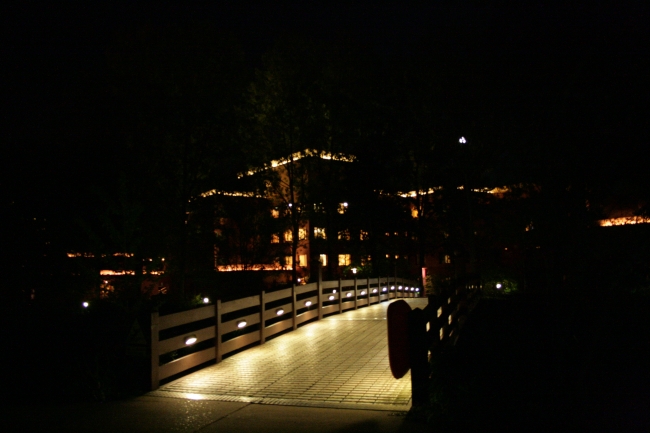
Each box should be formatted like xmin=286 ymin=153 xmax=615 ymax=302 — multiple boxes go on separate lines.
xmin=151 ymin=276 xmax=421 ymax=390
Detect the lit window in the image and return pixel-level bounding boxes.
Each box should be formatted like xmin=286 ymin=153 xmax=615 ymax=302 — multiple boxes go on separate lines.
xmin=271 ymin=209 xmax=280 ymax=218
xmin=271 ymin=234 xmax=280 ymax=244
xmin=337 ymin=202 xmax=348 ymax=214
xmin=298 ymin=254 xmax=307 ymax=267
xmin=338 ymin=254 xmax=351 ymax=266
xmin=395 ymin=254 xmax=399 ymax=259
xmin=319 ymin=254 xmax=327 ymax=266
xmin=284 ymin=230 xmax=293 ymax=242
xmin=442 ymin=255 xmax=451 ymax=264
xmin=386 ymin=254 xmax=390 ymax=258
xmin=314 ymin=203 xmax=324 ymax=213
xmin=360 ymin=230 xmax=369 ymax=240
xmin=298 ymin=228 xmax=306 ymax=240
xmin=285 ymin=256 xmax=293 ymax=266
xmin=314 ymin=227 xmax=326 ymax=239
xmin=338 ymin=230 xmax=350 ymax=240
xmin=361 ymin=255 xmax=371 ymax=265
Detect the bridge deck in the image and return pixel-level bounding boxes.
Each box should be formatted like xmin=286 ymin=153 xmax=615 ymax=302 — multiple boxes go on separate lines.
xmin=150 ymin=298 xmax=427 ymax=411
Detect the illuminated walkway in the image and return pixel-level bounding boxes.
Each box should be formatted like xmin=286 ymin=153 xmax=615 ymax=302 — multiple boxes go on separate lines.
xmin=150 ymin=298 xmax=428 ymax=411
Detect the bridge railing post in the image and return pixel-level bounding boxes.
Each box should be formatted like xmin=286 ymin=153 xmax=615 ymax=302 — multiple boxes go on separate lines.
xmin=292 ymin=284 xmax=297 ymax=330
xmin=317 ymin=266 xmax=323 ymax=320
xmin=338 ymin=278 xmax=343 ymax=314
xmin=150 ymin=311 xmax=159 ymax=391
xmin=260 ymin=291 xmax=266 ymax=344
xmin=354 ymin=275 xmax=358 ymax=310
xmin=216 ymin=299 xmax=223 ymax=362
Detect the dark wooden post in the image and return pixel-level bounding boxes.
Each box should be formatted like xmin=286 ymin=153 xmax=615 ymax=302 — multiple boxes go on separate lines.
xmin=260 ymin=291 xmax=266 ymax=344
xmin=317 ymin=263 xmax=323 ymax=320
xmin=216 ymin=300 xmax=223 ymax=362
xmin=150 ymin=311 xmax=159 ymax=390
xmin=292 ymin=284 xmax=297 ymax=330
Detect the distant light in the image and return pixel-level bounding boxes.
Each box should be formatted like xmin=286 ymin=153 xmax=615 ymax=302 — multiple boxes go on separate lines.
xmin=496 ymin=283 xmax=502 ymax=289
xmin=352 ymin=268 xmax=357 ymax=274
xmin=297 ymin=278 xmax=301 ymax=283
xmin=343 ymin=202 xmax=348 ymax=207
xmin=415 ymin=288 xmax=420 ymax=292
xmin=382 ymin=287 xmax=387 ymax=292
xmin=346 ymin=292 xmax=352 ymax=297
xmin=288 ymin=203 xmax=293 ymax=207
xmin=237 ymin=320 xmax=247 ymax=329
xmin=360 ymin=290 xmax=366 ymax=295
xmin=185 ymin=335 xmax=197 ymax=345
xmin=372 ymin=288 xmax=378 ymax=293
xmin=328 ymin=295 xmax=335 ymax=301
xmin=459 ymin=137 xmax=467 ymax=144
xmin=304 ymin=300 xmax=312 ymax=307
xmin=398 ymin=286 xmax=403 ymax=291
xmin=203 ymin=297 xmax=210 ymax=304
xmin=332 ymin=289 xmax=337 ymax=293
xmin=276 ymin=308 xmax=285 ymax=316
xmin=82 ymin=301 xmax=89 ymax=308
xmin=391 ymin=286 xmax=395 ymax=291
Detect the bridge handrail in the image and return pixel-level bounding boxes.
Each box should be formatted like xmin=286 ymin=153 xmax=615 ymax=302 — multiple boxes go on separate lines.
xmin=150 ymin=276 xmax=421 ymax=390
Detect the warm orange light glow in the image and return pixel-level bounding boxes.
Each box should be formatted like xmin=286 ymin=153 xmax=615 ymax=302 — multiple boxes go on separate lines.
xmin=216 ymin=264 xmax=291 ymax=271
xmin=598 ymin=216 xmax=650 ymax=227
xmin=100 ymin=270 xmax=136 ymax=276
xmin=237 ymin=149 xmax=357 ymax=178
xmin=199 ymin=189 xmax=262 ymax=199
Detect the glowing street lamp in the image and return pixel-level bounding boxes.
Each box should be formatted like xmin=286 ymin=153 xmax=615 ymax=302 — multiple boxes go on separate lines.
xmin=459 ymin=136 xmax=467 ymax=144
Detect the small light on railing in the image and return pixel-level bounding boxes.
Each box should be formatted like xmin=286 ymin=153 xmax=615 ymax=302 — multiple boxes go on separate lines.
xmin=372 ymin=288 xmax=377 ymax=293
xmin=237 ymin=320 xmax=247 ymax=329
xmin=410 ymin=287 xmax=414 ymax=292
xmin=328 ymin=295 xmax=335 ymax=301
xmin=276 ymin=308 xmax=284 ymax=316
xmin=398 ymin=286 xmax=402 ymax=291
xmin=415 ymin=288 xmax=420 ymax=292
xmin=382 ymin=287 xmax=387 ymax=292
xmin=360 ymin=290 xmax=366 ymax=295
xmin=391 ymin=286 xmax=395 ymax=291
xmin=185 ymin=335 xmax=197 ymax=345
xmin=346 ymin=292 xmax=352 ymax=297
xmin=304 ymin=300 xmax=312 ymax=307
xmin=333 ymin=289 xmax=337 ymax=293
xmin=82 ymin=301 xmax=89 ymax=308
xmin=203 ymin=297 xmax=210 ymax=304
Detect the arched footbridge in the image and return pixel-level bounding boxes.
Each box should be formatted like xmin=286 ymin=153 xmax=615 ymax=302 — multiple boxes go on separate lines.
xmin=149 ymin=278 xmax=426 ymax=411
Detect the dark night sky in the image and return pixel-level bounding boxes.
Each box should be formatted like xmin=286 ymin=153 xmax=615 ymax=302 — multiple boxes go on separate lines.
xmin=2 ymin=1 xmax=649 ymax=213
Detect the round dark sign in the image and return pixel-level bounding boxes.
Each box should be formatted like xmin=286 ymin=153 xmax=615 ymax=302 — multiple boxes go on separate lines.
xmin=387 ymin=300 xmax=412 ymax=379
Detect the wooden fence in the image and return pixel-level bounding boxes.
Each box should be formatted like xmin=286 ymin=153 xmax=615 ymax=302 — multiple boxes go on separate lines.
xmin=150 ymin=276 xmax=420 ymax=390
xmin=408 ymin=281 xmax=482 ymax=406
